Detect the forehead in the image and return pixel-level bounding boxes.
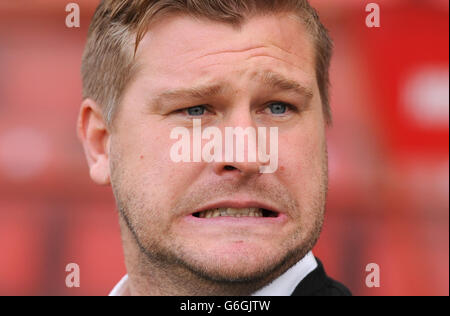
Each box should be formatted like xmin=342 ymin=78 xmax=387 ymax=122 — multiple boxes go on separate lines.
xmin=133 ymin=13 xmax=316 ymax=92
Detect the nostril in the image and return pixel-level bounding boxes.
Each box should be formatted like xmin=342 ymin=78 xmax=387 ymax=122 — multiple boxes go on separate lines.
xmin=224 ymin=165 xmax=237 ymax=171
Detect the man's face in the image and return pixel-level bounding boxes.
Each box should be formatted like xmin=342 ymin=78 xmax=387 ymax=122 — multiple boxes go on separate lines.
xmin=109 ymin=13 xmax=328 ymax=282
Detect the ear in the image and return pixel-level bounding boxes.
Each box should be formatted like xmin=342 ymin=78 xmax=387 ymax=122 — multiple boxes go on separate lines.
xmin=77 ymin=99 xmax=111 ymax=185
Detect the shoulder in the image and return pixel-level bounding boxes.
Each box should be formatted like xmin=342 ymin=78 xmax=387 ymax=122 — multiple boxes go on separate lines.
xmin=291 ymin=257 xmax=352 ymax=296
xmin=313 ymin=277 xmax=352 ymax=296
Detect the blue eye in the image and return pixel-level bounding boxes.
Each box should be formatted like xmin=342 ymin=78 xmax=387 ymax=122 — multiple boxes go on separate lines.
xmin=187 ymin=105 xmax=206 ymax=116
xmin=268 ymin=102 xmax=287 ymax=114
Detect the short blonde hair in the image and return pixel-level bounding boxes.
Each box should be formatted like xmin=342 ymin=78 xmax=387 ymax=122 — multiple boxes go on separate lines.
xmin=81 ymin=0 xmax=333 ymax=127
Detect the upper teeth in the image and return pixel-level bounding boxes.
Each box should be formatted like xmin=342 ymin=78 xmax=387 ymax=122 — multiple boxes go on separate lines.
xmin=199 ymin=208 xmax=263 ymax=218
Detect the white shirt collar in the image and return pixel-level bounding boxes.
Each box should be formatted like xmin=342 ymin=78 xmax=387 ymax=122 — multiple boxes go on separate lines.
xmin=251 ymin=251 xmax=317 ymax=296
xmin=109 ymin=273 xmax=130 ymax=296
xmin=109 ymin=251 xmax=317 ymax=296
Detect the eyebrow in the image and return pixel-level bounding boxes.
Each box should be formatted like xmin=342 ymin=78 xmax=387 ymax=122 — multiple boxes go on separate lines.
xmin=258 ymin=70 xmax=314 ymax=99
xmin=150 ymin=70 xmax=313 ymax=110
xmin=152 ymin=84 xmax=226 ymax=110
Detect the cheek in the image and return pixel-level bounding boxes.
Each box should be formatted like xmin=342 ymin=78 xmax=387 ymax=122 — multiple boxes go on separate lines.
xmin=277 ymin=127 xmax=326 ymax=189
xmin=121 ymin=127 xmax=203 ymax=204
xmin=113 ymin=125 xmax=173 ymax=192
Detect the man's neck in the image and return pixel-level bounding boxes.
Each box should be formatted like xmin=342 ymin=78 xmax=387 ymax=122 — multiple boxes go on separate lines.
xmin=111 ymin=252 xmax=317 ymax=296
xmin=126 ymin=252 xmax=298 ymax=296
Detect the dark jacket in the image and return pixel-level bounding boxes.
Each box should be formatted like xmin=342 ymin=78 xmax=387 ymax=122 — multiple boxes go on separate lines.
xmin=291 ymin=258 xmax=352 ymax=296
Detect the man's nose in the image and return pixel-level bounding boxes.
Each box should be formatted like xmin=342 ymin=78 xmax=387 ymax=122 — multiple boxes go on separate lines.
xmin=212 ymin=160 xmax=262 ymax=178
xmin=211 ymin=108 xmax=263 ymax=178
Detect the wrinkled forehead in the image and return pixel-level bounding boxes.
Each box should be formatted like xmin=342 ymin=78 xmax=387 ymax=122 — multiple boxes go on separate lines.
xmin=133 ymin=12 xmax=316 ymax=81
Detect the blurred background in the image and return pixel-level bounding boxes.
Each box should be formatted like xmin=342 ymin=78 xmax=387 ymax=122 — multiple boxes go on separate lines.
xmin=0 ymin=0 xmax=448 ymax=296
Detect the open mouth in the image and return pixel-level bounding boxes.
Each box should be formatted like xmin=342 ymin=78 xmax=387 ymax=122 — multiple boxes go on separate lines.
xmin=192 ymin=207 xmax=279 ymax=219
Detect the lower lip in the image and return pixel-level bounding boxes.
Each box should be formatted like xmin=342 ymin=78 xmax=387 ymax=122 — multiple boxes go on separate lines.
xmin=184 ymin=213 xmax=287 ymax=226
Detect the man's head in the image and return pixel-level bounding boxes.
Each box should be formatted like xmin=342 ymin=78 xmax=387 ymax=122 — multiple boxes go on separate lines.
xmin=78 ymin=0 xmax=333 ymax=295
xmin=81 ymin=0 xmax=332 ymax=127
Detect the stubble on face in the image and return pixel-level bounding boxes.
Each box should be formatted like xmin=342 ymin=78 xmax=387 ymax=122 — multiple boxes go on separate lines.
xmin=109 ymin=140 xmax=328 ymax=295
xmin=104 ymin=13 xmax=330 ymax=296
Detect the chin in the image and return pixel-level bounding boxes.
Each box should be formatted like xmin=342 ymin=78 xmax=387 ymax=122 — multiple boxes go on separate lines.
xmin=189 ymin=261 xmax=278 ymax=283
xmin=179 ymin=241 xmax=290 ymax=283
